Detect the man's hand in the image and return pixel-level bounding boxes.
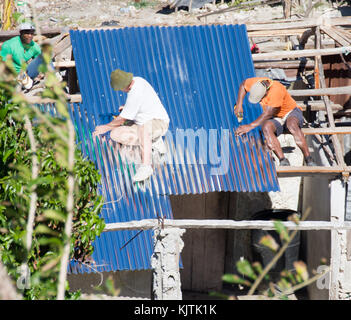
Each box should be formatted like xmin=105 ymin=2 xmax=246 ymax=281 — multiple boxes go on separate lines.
xmin=234 ymin=105 xmax=244 ymax=122
xmin=235 ymin=124 xmax=252 ymax=136
xmin=119 ymin=105 xmax=124 ymax=112
xmin=234 ymin=104 xmax=243 ymax=116
xmin=93 ymin=124 xmax=111 ymax=137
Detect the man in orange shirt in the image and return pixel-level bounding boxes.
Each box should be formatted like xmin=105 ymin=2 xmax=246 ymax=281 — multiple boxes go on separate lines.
xmin=234 ymin=77 xmax=316 ymax=166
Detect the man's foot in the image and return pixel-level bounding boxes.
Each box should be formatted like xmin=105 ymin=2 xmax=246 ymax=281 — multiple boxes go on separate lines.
xmin=132 ymin=164 xmax=153 ymax=182
xmin=279 ymin=157 xmax=290 ymax=166
xmin=152 ymin=137 xmax=167 ymax=155
xmin=305 ymin=156 xmax=317 ymax=166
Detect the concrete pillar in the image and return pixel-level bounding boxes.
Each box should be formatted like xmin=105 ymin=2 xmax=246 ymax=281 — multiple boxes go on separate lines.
xmin=151 ymin=227 xmax=185 ymax=300
xmin=329 ymin=179 xmax=351 ymax=300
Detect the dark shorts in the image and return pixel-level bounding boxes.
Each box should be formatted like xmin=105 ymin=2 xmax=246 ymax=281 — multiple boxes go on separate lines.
xmin=269 ymin=107 xmax=304 ymax=136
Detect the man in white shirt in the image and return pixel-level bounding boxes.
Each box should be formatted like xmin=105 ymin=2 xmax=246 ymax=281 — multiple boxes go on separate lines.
xmin=93 ymin=69 xmax=170 ymax=182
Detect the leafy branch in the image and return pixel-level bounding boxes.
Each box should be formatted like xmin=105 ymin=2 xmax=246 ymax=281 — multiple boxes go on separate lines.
xmin=222 ymin=207 xmax=329 ymax=299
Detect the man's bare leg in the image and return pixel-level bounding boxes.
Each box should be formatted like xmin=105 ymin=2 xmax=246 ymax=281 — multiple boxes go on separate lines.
xmin=286 ymin=116 xmax=310 ymax=158
xmin=137 ymin=123 xmax=152 ymax=166
xmin=286 ymin=116 xmax=316 ymax=166
xmin=261 ymin=120 xmax=286 ymax=161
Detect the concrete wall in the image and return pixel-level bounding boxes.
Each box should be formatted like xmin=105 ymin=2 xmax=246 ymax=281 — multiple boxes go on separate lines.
xmin=170 ymin=192 xmax=231 ymax=293
xmin=68 ymin=270 xmax=152 ymax=299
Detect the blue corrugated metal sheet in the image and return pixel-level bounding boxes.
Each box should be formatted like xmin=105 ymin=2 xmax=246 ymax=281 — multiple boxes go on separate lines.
xmin=67 ymin=25 xmax=279 ymax=273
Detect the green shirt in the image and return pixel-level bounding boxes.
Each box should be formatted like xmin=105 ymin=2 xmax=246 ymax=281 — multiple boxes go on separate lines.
xmin=0 ymin=36 xmax=41 ymax=73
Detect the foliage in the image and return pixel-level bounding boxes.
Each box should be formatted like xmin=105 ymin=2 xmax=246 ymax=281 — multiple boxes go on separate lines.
xmin=221 ymin=211 xmax=329 ymax=299
xmin=0 ymin=47 xmax=105 ymax=299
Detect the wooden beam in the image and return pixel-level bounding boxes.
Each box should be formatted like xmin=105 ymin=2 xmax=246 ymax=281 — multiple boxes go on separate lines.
xmin=297 ymin=101 xmax=343 ymax=111
xmin=246 ymin=17 xmax=351 ymax=32
xmin=301 ymin=127 xmax=351 ymax=135
xmin=276 ymin=165 xmax=349 ymax=173
xmin=53 ymin=61 xmax=76 ymax=68
xmin=0 ymin=28 xmax=63 ymax=42
xmin=254 ymin=60 xmax=314 ymax=69
xmin=252 ymin=46 xmax=351 ymax=61
xmin=26 ymin=94 xmax=82 ymax=104
xmin=320 ymin=26 xmax=350 ymax=47
xmin=103 ymin=218 xmax=351 ymax=232
xmin=289 ymin=86 xmax=351 ymax=96
xmin=248 ymin=29 xmax=307 ymax=37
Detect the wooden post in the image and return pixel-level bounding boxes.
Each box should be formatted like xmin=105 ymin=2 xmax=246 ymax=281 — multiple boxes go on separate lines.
xmin=314 ymin=26 xmax=347 ymax=172
xmin=282 ymin=0 xmax=292 ymax=19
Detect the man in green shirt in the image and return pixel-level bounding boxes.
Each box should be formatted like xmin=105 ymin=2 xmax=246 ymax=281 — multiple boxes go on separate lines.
xmin=0 ymin=22 xmax=42 ymax=88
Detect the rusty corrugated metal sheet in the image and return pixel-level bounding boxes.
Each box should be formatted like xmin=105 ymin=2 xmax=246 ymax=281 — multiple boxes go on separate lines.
xmin=66 ymin=25 xmax=279 ymax=273
xmin=323 ymin=54 xmax=351 ymax=109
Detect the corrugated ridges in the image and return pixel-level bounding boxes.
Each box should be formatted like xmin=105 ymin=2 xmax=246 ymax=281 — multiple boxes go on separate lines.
xmin=66 ymin=24 xmax=279 ymax=273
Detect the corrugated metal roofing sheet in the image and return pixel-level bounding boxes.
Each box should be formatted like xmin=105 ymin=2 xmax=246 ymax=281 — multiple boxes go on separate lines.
xmin=67 ymin=24 xmax=279 ymax=273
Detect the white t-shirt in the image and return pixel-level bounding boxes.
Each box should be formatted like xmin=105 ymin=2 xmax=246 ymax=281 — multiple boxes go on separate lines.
xmin=119 ymin=77 xmax=170 ymax=125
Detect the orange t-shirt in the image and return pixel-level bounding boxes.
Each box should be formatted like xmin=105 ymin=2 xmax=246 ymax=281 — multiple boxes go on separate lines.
xmin=244 ymin=77 xmax=301 ymax=118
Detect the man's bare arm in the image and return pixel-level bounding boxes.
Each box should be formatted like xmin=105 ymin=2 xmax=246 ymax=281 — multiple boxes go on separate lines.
xmin=234 ymin=82 xmax=247 ymax=115
xmin=235 ymin=106 xmax=278 ymax=136
xmin=93 ymin=115 xmax=126 ymax=136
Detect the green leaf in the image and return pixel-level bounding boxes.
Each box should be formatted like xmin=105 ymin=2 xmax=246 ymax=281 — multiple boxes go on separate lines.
xmin=35 ymin=225 xmax=59 ymax=237
xmin=236 ymin=259 xmax=257 ymax=280
xmin=294 ymin=261 xmax=309 ymax=282
xmin=273 ymin=220 xmax=290 ymax=242
xmin=222 ymin=274 xmax=251 ymax=287
xmin=0 ymin=105 xmax=8 ymax=121
xmin=43 ymin=209 xmax=66 ymax=222
xmin=259 ymin=234 xmax=279 ymax=252
xmin=2 ymin=149 xmax=14 ymax=162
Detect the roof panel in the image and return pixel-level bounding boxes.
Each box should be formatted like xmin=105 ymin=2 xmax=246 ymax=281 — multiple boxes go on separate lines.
xmin=67 ymin=25 xmax=279 ymax=273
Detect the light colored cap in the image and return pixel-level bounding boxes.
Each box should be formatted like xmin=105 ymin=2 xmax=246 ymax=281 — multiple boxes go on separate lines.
xmin=248 ymin=81 xmax=267 ymax=104
xmin=110 ymin=69 xmax=133 ymax=91
xmin=19 ymin=22 xmax=35 ymax=31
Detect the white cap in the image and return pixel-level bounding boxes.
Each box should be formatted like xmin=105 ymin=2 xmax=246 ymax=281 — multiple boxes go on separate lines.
xmin=248 ymin=81 xmax=267 ymax=104
xmin=19 ymin=22 xmax=35 ymax=31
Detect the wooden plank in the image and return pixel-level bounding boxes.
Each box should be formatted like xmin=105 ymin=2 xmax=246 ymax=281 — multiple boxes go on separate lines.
xmin=53 ymin=61 xmax=76 ymax=68
xmin=252 ymin=46 xmax=351 ymax=61
xmin=320 ymin=26 xmax=350 ymax=47
xmin=301 ymin=127 xmax=351 ymax=135
xmin=52 ymin=35 xmax=71 ymax=59
xmin=276 ymin=165 xmax=351 ymax=177
xmin=276 ymin=165 xmax=348 ymax=173
xmin=289 ymin=86 xmax=351 ymax=96
xmin=248 ymin=29 xmax=307 ymax=37
xmin=298 ymin=101 xmax=343 ymax=111
xmin=254 ymin=60 xmax=314 ymax=69
xmin=26 ymin=94 xmax=82 ymax=104
xmin=103 ymin=219 xmax=351 ymax=231
xmin=245 ymin=17 xmax=351 ymax=31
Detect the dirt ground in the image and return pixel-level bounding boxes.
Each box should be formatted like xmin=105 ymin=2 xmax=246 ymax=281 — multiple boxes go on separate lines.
xmin=33 ymin=0 xmax=344 ymax=30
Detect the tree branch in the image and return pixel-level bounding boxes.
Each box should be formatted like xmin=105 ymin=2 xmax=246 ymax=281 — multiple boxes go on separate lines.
xmin=57 ymin=120 xmax=75 ymax=300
